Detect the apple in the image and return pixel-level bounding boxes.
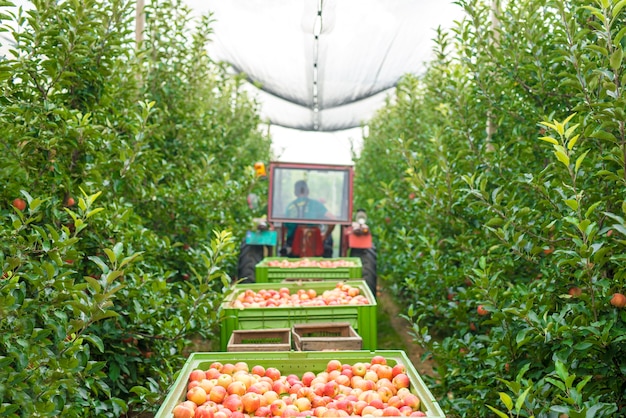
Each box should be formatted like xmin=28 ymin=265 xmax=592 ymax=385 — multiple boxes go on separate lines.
xmin=12 ymin=198 xmax=26 ymax=211
xmin=254 ymin=405 xmax=271 ymax=417
xmin=220 ymin=363 xmax=236 ymax=375
xmin=198 ymin=379 xmax=215 ymax=394
xmin=322 ymin=381 xmax=339 ymax=397
xmin=568 ymin=287 xmax=582 ymax=297
xmin=377 ymin=386 xmax=394 ymax=403
xmin=334 ymin=374 xmax=350 ymax=386
xmin=234 ymin=362 xmax=249 ymax=372
xmin=241 ymin=392 xmax=261 ymax=414
xmin=403 ymin=393 xmax=421 ymax=410
xmin=370 ymin=355 xmax=386 ymax=365
xmin=251 ymin=364 xmax=265 ymax=377
xmin=212 ymin=411 xmax=229 ymax=418
xmin=326 ymin=359 xmax=342 ymax=372
xmin=477 ymin=304 xmax=489 ymax=316
xmin=264 ymin=367 xmax=281 ymax=381
xmin=193 ymin=405 xmax=213 ymax=418
xmin=392 ymin=373 xmax=410 ymax=389
xmin=382 ymin=406 xmax=402 ymax=416
xmin=269 ymin=399 xmax=287 ymax=416
xmin=351 ymin=362 xmax=367 ymax=377
xmin=262 ymin=390 xmax=279 ymax=405
xmin=66 ymin=196 xmax=76 ymax=206
xmin=217 ymin=374 xmax=233 ymax=388
xmin=226 ymin=381 xmax=246 ymax=396
xmin=293 ymin=396 xmax=312 ymax=412
xmin=209 ymin=385 xmax=227 ymax=403
xmin=376 ymin=365 xmax=393 ymax=380
xmin=391 ymin=364 xmax=406 ymax=378
xmin=222 ymin=395 xmax=243 ymax=413
xmin=387 ymin=395 xmax=404 ymax=409
xmin=172 ymin=404 xmax=195 ymax=418
xmin=301 ymin=371 xmax=316 ymax=387
xmin=189 ymin=369 xmax=206 ymax=381
xmin=186 ymin=386 xmax=207 ymax=405
xmin=410 ymin=411 xmax=427 ymax=417
xmin=361 ymin=405 xmax=378 ymax=416
xmin=610 ymin=292 xmax=626 ymax=308
xmin=206 ymin=368 xmax=221 ymax=380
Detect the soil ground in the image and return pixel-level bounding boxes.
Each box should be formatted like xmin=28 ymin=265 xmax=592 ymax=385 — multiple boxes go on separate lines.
xmin=374 ymin=283 xmax=437 ymax=377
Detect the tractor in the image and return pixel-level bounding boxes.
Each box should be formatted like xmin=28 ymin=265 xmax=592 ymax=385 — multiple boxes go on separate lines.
xmin=237 ymin=161 xmax=377 ymax=295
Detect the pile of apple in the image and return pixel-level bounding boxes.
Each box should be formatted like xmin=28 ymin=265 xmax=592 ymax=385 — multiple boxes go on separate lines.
xmin=229 ymin=283 xmax=370 ymax=308
xmin=264 ymin=259 xmax=357 ymax=268
xmin=172 ymin=356 xmax=426 ymax=417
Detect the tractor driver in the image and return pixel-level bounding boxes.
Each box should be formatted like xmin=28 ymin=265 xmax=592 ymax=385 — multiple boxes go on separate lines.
xmin=282 ymin=180 xmax=335 ymax=257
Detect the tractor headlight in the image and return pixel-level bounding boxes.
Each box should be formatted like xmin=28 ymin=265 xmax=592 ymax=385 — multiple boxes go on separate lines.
xmin=356 ymin=210 xmax=367 ymax=225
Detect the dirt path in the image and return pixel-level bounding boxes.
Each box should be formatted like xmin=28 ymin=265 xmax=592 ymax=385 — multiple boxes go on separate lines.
xmin=375 ymin=285 xmax=437 ymax=378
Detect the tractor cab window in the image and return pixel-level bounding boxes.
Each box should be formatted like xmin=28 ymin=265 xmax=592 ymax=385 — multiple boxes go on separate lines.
xmin=268 ymin=164 xmax=353 ymax=225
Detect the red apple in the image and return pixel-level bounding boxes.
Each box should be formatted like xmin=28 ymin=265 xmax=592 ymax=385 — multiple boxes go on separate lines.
xmin=172 ymin=404 xmax=195 ymax=418
xmin=12 ymin=198 xmax=26 ymax=211
xmin=227 ymin=381 xmax=246 ymax=396
xmin=264 ymin=367 xmax=281 ymax=381
xmin=186 ymin=386 xmax=207 ymax=405
xmin=209 ymin=385 xmax=227 ymax=403
xmin=610 ymin=292 xmax=626 ymax=308
xmin=241 ymin=392 xmax=262 ymax=414
xmin=222 ymin=395 xmax=244 ymax=413
xmin=370 ymin=355 xmax=387 ymax=365
xmin=403 ymin=393 xmax=421 ymax=410
xmin=391 ymin=364 xmax=406 ymax=378
xmin=269 ymin=399 xmax=287 ymax=416
xmin=189 ymin=369 xmax=207 ymax=382
xmin=477 ymin=304 xmax=489 ymax=316
xmin=217 ymin=374 xmax=233 ymax=389
xmin=293 ymin=396 xmax=312 ymax=412
xmin=251 ymin=365 xmax=265 ymax=377
xmin=254 ymin=406 xmax=271 ymax=417
xmin=392 ymin=373 xmax=410 ymax=389
xmin=351 ymin=362 xmax=367 ymax=377
xmin=382 ymin=406 xmax=402 ymax=416
xmin=301 ymin=371 xmax=316 ymax=387
xmin=194 ymin=405 xmax=216 ymax=418
xmin=326 ymin=359 xmax=342 ymax=373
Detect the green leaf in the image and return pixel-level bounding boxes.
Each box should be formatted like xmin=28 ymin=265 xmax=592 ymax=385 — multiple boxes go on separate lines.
xmin=83 ymin=334 xmax=104 ymax=353
xmin=104 ymin=248 xmax=117 ymax=264
xmin=499 ymin=392 xmax=513 ymax=411
xmin=515 ymin=386 xmax=531 ymax=413
xmin=486 ymin=405 xmax=510 ymax=418
xmin=565 ymin=199 xmax=579 ymax=211
xmin=555 ymin=360 xmax=568 ymax=383
xmin=567 ymin=134 xmax=580 ymax=150
xmin=539 ymin=136 xmax=559 ymax=145
xmin=575 ymin=150 xmax=589 ymax=174
xmin=610 ymin=47 xmax=623 ymax=71
xmin=614 ymin=0 xmax=626 ymax=18
xmin=86 ymin=208 xmax=104 ymax=218
xmin=88 ymin=256 xmax=110 ymax=273
xmin=553 ymin=147 xmax=570 ymax=167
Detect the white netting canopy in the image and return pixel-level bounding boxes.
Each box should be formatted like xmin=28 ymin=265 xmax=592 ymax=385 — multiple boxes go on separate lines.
xmin=189 ymin=0 xmax=464 ymax=132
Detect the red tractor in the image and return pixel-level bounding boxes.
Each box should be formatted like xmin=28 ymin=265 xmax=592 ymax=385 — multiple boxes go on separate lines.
xmin=237 ymin=162 xmax=377 ymax=295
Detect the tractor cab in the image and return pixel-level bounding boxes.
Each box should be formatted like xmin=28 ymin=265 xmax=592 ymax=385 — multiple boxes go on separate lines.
xmin=238 ymin=162 xmax=376 ymax=294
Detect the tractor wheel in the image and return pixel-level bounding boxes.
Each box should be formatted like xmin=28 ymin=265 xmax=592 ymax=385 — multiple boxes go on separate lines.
xmin=350 ymin=247 xmax=377 ymax=297
xmin=237 ymin=242 xmax=265 ymax=283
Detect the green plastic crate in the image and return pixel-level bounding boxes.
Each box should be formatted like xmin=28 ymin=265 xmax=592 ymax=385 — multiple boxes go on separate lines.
xmin=220 ymin=280 xmax=376 ymax=351
xmin=154 ymin=350 xmax=445 ymax=418
xmin=255 ymin=257 xmax=362 ymax=282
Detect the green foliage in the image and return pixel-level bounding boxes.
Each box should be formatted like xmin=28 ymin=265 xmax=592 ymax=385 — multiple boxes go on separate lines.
xmin=0 ymin=0 xmax=270 ymax=415
xmin=355 ymin=0 xmax=626 ymax=416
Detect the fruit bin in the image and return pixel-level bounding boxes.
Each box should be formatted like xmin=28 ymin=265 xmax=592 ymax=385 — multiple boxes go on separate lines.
xmin=227 ymin=328 xmax=292 ymax=352
xmin=255 ymin=257 xmax=362 ymax=282
xmin=219 ymin=280 xmax=376 ymax=351
xmin=292 ymin=322 xmax=362 ymax=351
xmin=154 ymin=350 xmax=446 ymax=418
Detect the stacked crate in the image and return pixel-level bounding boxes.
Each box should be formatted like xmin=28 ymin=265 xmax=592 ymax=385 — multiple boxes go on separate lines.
xmin=219 ymin=280 xmax=377 ymax=351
